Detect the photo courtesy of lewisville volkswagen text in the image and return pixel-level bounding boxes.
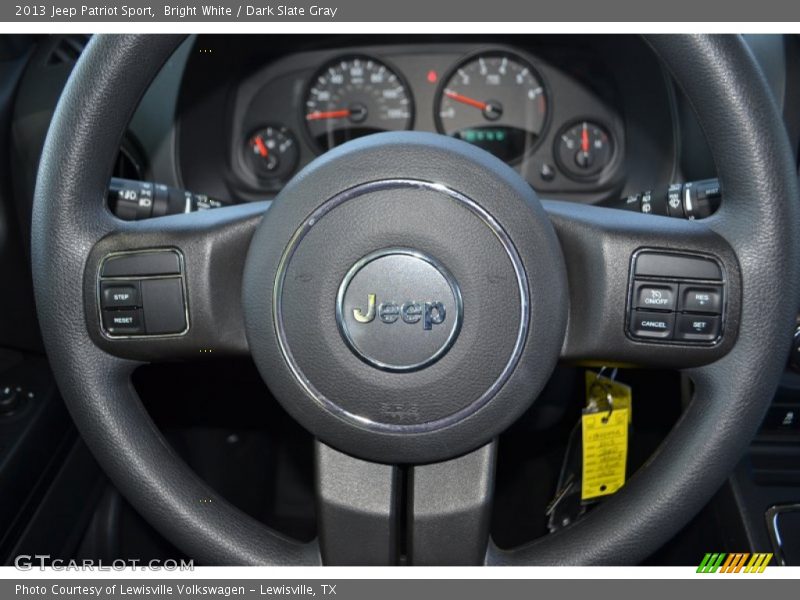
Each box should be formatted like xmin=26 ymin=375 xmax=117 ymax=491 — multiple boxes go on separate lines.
xmin=15 ymin=583 xmax=327 ymax=596
xmin=0 ymin=1 xmax=799 ymax=591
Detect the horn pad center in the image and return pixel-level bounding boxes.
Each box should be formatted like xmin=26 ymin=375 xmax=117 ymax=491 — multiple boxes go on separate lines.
xmin=242 ymin=133 xmax=567 ymax=464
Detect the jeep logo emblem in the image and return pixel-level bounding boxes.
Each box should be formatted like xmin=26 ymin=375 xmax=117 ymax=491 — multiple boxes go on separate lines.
xmin=336 ymin=249 xmax=462 ymax=372
xmin=352 ymin=294 xmax=447 ymax=330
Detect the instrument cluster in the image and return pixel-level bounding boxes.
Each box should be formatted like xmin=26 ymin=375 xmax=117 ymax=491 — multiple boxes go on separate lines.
xmin=223 ymin=42 xmax=631 ymax=202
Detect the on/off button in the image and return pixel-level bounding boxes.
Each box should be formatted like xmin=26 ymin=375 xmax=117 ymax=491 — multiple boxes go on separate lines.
xmin=633 ymin=282 xmax=676 ymax=311
xmin=630 ymin=311 xmax=675 ymax=339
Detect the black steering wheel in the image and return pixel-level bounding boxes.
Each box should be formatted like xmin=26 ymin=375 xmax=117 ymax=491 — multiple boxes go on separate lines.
xmin=31 ymin=34 xmax=800 ymax=565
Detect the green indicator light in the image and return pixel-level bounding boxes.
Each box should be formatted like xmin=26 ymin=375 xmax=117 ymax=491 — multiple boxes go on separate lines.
xmin=461 ymin=129 xmax=508 ymax=144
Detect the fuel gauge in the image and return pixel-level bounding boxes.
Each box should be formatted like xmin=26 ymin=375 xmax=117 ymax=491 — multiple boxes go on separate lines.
xmin=242 ymin=125 xmax=299 ymax=186
xmin=555 ymin=120 xmax=615 ymax=180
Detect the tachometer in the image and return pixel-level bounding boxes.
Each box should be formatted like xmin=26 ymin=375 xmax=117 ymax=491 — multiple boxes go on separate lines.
xmin=304 ymin=56 xmax=413 ymax=152
xmin=435 ymin=52 xmax=548 ymax=163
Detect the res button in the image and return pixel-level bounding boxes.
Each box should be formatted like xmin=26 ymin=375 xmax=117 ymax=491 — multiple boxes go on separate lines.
xmin=680 ymin=285 xmax=722 ymax=314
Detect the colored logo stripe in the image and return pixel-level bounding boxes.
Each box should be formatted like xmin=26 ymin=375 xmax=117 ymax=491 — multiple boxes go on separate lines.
xmin=720 ymin=553 xmax=748 ymax=573
xmin=697 ymin=553 xmax=726 ymax=573
xmin=745 ymin=553 xmax=773 ymax=573
xmin=697 ymin=553 xmax=773 ymax=573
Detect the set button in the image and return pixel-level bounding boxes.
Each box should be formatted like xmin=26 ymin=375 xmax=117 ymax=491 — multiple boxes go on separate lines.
xmin=675 ymin=314 xmax=720 ymax=341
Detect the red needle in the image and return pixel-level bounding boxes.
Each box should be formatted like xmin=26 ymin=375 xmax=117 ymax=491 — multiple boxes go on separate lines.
xmin=253 ymin=135 xmax=269 ymax=158
xmin=581 ymin=122 xmax=590 ymax=153
xmin=444 ymin=89 xmax=488 ymax=111
xmin=306 ymin=109 xmax=351 ymax=121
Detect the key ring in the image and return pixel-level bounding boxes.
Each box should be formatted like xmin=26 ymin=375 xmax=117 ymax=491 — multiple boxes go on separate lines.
xmin=601 ymin=392 xmax=614 ymax=423
xmin=589 ymin=369 xmax=615 ymax=422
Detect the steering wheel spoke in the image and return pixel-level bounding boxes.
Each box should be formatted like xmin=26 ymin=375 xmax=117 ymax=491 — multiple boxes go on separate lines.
xmin=408 ymin=440 xmax=496 ymax=565
xmin=315 ymin=441 xmax=401 ymax=565
xmin=85 ymin=203 xmax=267 ymax=362
xmin=315 ymin=440 xmax=496 ymax=566
xmin=544 ymin=200 xmax=741 ymax=370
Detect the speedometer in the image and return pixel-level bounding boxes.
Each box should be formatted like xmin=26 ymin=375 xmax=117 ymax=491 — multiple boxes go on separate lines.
xmin=435 ymin=52 xmax=548 ymax=163
xmin=304 ymin=56 xmax=414 ymax=152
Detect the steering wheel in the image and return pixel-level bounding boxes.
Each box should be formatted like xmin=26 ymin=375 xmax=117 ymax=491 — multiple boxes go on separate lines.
xmin=31 ymin=35 xmax=800 ymax=565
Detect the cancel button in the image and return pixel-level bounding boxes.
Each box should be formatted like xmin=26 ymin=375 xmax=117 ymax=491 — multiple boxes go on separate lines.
xmin=630 ymin=310 xmax=675 ymax=339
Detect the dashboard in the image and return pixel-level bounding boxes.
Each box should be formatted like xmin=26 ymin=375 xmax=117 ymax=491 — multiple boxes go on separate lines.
xmin=11 ymin=35 xmax=797 ymax=238
xmin=173 ymin=35 xmax=683 ymax=206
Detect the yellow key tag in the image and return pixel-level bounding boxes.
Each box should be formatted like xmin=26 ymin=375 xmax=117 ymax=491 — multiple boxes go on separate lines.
xmin=581 ymin=407 xmax=629 ymax=501
xmin=585 ymin=371 xmax=633 ymax=423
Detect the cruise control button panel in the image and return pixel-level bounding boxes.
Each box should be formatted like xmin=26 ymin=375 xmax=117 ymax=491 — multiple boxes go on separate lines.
xmin=98 ymin=250 xmax=188 ymax=338
xmin=628 ymin=250 xmax=724 ymax=345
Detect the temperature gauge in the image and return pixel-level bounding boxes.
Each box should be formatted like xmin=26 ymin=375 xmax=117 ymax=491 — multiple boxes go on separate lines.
xmin=242 ymin=125 xmax=299 ymax=186
xmin=555 ymin=120 xmax=615 ymax=180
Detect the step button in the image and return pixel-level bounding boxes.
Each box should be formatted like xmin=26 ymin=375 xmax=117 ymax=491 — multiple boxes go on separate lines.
xmin=629 ymin=311 xmax=675 ymax=340
xmin=100 ymin=282 xmax=140 ymax=309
